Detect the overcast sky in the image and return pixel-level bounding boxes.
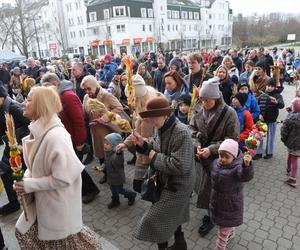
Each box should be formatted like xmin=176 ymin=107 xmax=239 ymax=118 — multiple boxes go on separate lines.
xmin=0 ymin=0 xmax=299 ymax=16
xmin=229 ymin=0 xmax=300 ymax=15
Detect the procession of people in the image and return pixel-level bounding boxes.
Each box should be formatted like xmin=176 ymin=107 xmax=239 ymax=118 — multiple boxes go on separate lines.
xmin=0 ymin=46 xmax=300 ymax=250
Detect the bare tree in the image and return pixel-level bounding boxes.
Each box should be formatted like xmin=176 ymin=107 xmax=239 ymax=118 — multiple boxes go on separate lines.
xmin=0 ymin=0 xmax=48 ymax=57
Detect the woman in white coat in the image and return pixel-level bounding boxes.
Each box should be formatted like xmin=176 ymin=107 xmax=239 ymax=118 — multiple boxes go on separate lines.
xmin=13 ymin=86 xmax=102 ymax=249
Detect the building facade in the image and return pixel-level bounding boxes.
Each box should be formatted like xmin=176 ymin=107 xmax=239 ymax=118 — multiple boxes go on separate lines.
xmin=86 ymin=0 xmax=233 ymax=56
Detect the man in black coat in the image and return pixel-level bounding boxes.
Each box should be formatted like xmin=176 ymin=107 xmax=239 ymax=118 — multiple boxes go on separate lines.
xmin=153 ymin=55 xmax=168 ymax=93
xmin=24 ymin=57 xmax=40 ymax=79
xmin=0 ymin=84 xmax=30 ymax=215
xmin=0 ymin=64 xmax=11 ymax=87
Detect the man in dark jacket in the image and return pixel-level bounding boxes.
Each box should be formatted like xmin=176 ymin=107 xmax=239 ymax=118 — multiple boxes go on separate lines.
xmin=0 ymin=64 xmax=11 ymax=87
xmin=255 ymin=78 xmax=284 ymax=160
xmin=71 ymin=62 xmax=90 ymax=103
xmin=263 ymin=49 xmax=274 ymax=77
xmin=24 ymin=57 xmax=40 ymax=79
xmin=0 ymin=84 xmax=30 ymax=215
xmin=153 ymin=55 xmax=168 ymax=93
xmin=41 ymin=73 xmax=100 ymax=203
xmin=230 ymin=48 xmax=243 ymax=73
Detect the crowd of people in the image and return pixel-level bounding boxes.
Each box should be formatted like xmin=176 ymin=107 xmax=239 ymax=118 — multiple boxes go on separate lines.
xmin=0 ymin=46 xmax=300 ymax=250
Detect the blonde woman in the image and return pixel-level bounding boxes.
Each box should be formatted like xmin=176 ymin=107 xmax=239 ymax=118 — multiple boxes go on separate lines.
xmin=222 ymin=55 xmax=239 ymax=80
xmin=14 ymin=86 xmax=101 ymax=249
xmin=116 ymin=74 xmax=159 ymax=192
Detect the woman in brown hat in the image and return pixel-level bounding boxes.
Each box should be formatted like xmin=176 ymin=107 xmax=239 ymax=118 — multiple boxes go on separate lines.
xmin=132 ymin=96 xmax=195 ymax=250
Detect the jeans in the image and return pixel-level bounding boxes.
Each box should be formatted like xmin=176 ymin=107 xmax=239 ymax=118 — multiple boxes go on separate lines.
xmin=257 ymin=122 xmax=277 ymax=155
xmin=215 ymin=227 xmax=235 ymax=250
xmin=110 ymin=185 xmax=136 ymax=202
xmin=288 ymin=154 xmax=299 ymax=179
xmin=0 ymin=228 xmax=4 ymax=248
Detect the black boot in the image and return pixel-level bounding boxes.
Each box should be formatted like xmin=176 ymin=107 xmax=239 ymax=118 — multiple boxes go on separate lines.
xmin=157 ymin=242 xmax=168 ymax=250
xmin=99 ymin=167 xmax=107 ymax=184
xmin=198 ymin=215 xmax=214 ymax=237
xmin=0 ymin=200 xmax=20 ymax=216
xmin=127 ymin=193 xmax=137 ymax=206
xmin=107 ymin=199 xmax=120 ymax=209
xmin=133 ymin=179 xmax=143 ymax=193
xmin=83 ymin=152 xmax=94 ymax=165
xmin=168 ymin=226 xmax=187 ymax=250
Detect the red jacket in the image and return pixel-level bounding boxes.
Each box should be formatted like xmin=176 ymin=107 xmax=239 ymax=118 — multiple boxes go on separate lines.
xmin=240 ymin=110 xmax=254 ymax=142
xmin=59 ymin=90 xmax=86 ymax=146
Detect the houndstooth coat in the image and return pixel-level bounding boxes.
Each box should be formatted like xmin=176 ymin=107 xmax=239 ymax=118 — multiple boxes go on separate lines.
xmin=133 ymin=115 xmax=195 ymax=243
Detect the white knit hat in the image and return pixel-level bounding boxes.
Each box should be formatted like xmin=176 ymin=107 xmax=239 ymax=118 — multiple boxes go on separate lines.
xmin=199 ymin=77 xmax=221 ymax=99
xmin=125 ymin=74 xmax=147 ymax=98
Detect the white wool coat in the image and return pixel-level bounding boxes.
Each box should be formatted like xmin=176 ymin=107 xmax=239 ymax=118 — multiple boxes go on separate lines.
xmin=16 ymin=115 xmax=85 ymax=241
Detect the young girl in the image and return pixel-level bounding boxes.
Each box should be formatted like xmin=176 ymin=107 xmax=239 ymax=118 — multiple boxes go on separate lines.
xmin=281 ymin=98 xmax=300 ymax=187
xmin=210 ymin=139 xmax=254 ymax=250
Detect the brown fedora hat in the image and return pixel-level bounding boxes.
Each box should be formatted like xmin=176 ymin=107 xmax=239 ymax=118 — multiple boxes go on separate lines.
xmin=139 ymin=96 xmax=173 ymax=118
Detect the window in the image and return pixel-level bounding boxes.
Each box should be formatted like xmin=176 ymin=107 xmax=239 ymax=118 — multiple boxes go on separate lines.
xmin=107 ymin=26 xmax=111 ymax=36
xmin=148 ymin=9 xmax=153 ymax=18
xmin=79 ymin=30 xmax=82 ymax=37
xmin=70 ymin=31 xmax=76 ymax=38
xmin=117 ymin=24 xmax=125 ymax=32
xmin=82 ymin=30 xmax=85 ymax=37
xmin=167 ymin=10 xmax=171 ymax=18
xmin=149 ymin=24 xmax=152 ymax=31
xmin=189 ymin=11 xmax=193 ymax=19
xmin=141 ymin=8 xmax=147 ymax=18
xmin=89 ymin=12 xmax=97 ymax=22
xmin=77 ymin=16 xmax=83 ymax=25
xmin=194 ymin=25 xmax=198 ymax=31
xmin=181 ymin=11 xmax=187 ymax=19
xmin=114 ymin=6 xmax=126 ymax=17
xmin=194 ymin=12 xmax=199 ymax=19
xmin=168 ymin=25 xmax=170 ymax=31
xmin=209 ymin=14 xmax=212 ymax=19
xmin=66 ymin=3 xmax=72 ymax=12
xmin=142 ymin=24 xmax=145 ymax=31
xmin=175 ymin=11 xmax=179 ymax=18
xmin=192 ymin=39 xmax=197 ymax=48
xmin=182 ymin=25 xmax=186 ymax=31
xmin=76 ymin=2 xmax=79 ymax=9
xmin=93 ymin=28 xmax=99 ymax=35
xmin=104 ymin=9 xmax=109 ymax=19
xmin=176 ymin=25 xmax=178 ymax=31
xmin=189 ymin=25 xmax=191 ymax=31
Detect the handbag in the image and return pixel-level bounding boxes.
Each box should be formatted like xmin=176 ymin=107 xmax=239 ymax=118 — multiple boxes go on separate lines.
xmin=141 ymin=169 xmax=162 ymax=203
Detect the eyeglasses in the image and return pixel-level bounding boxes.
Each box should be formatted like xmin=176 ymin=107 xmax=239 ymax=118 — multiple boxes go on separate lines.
xmin=83 ymin=87 xmax=91 ymax=91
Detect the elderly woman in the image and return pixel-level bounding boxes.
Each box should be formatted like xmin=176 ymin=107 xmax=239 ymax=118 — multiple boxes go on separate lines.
xmin=216 ymin=65 xmax=236 ymax=105
xmin=132 ymin=96 xmax=195 ymax=250
xmin=163 ymin=70 xmax=189 ymax=109
xmin=116 ymin=74 xmax=158 ymax=192
xmin=81 ymin=75 xmax=128 ymax=183
xmin=190 ymin=77 xmax=240 ymax=237
xmin=13 ymin=86 xmax=101 ymax=249
xmin=222 ymin=55 xmax=239 ymax=80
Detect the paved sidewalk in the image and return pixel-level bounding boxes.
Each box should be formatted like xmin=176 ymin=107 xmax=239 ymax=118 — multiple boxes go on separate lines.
xmin=1 ymin=84 xmax=300 ymax=250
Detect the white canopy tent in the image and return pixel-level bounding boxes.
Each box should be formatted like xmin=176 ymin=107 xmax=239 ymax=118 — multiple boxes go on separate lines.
xmin=0 ymin=49 xmax=26 ymax=63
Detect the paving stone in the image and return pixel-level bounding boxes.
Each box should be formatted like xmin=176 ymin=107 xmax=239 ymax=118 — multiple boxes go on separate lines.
xmin=277 ymin=237 xmax=293 ymax=249
xmin=263 ymin=239 xmax=277 ymax=250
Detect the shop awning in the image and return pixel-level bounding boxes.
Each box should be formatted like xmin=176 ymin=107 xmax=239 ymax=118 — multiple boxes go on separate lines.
xmin=145 ymin=37 xmax=153 ymax=43
xmin=133 ymin=38 xmax=142 ymax=44
xmin=122 ymin=39 xmax=130 ymax=45
xmin=89 ymin=40 xmax=99 ymax=47
xmin=102 ymin=40 xmax=112 ymax=46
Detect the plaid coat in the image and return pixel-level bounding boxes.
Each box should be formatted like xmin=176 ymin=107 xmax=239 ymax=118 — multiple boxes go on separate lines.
xmin=134 ymin=115 xmax=195 ymax=243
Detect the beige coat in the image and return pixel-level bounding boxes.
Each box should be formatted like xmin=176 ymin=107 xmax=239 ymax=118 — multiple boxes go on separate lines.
xmin=83 ymin=87 xmax=126 ymax=159
xmin=16 ymin=115 xmax=84 ymax=241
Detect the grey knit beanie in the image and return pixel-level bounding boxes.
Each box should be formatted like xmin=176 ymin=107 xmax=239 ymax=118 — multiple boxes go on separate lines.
xmin=199 ymin=77 xmax=220 ymax=99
